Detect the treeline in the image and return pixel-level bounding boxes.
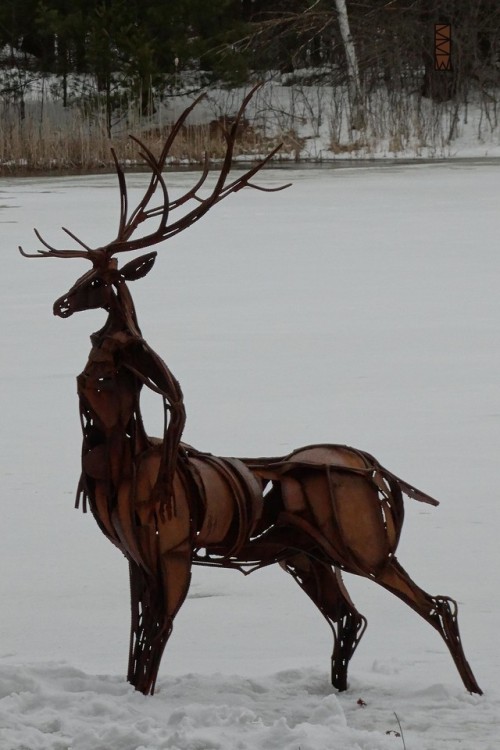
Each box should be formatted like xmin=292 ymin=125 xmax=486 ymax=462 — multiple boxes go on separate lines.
xmin=1 ymin=0 xmax=246 ymax=109
xmin=1 ymin=1 xmax=500 ymax=171
xmin=2 ymin=1 xmax=500 ymax=104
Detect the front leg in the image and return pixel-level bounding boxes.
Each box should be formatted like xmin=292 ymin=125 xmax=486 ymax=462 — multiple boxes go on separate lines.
xmin=120 ymin=338 xmax=186 ymax=517
xmin=128 ymin=537 xmax=192 ymax=695
xmin=128 ymin=457 xmax=194 ymax=695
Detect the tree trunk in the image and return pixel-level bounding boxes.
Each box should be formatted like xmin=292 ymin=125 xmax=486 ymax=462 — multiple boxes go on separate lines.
xmin=334 ymin=0 xmax=364 ymax=130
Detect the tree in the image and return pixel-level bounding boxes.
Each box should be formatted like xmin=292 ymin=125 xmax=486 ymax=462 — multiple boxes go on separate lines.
xmin=333 ymin=0 xmax=364 ymax=129
xmin=0 ymin=0 xmax=40 ymax=58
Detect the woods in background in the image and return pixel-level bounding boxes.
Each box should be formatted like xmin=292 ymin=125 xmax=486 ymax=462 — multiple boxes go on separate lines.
xmin=1 ymin=1 xmax=499 ymax=103
xmin=0 ymin=1 xmax=499 ymax=169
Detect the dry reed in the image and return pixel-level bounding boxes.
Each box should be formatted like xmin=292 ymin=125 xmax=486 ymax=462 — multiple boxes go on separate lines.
xmin=0 ymin=97 xmax=295 ymax=174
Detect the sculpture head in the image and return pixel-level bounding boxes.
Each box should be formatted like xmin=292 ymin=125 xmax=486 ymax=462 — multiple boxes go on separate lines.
xmin=20 ymin=85 xmax=289 ymax=322
xmin=51 ymin=252 xmax=157 ymax=318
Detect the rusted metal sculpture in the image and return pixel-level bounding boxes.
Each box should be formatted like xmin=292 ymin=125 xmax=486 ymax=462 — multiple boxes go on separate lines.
xmin=20 ymin=88 xmax=482 ymax=697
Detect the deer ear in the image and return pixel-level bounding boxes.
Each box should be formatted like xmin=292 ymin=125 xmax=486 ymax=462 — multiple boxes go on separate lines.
xmin=120 ymin=251 xmax=157 ymax=281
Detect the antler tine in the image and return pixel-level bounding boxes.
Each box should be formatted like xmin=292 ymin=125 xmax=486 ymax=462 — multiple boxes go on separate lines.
xmin=168 ymin=153 xmax=210 ymax=209
xmin=208 ymin=84 xmax=262 ymax=196
xmin=129 ymin=138 xmax=170 ymax=227
xmin=111 ymin=148 xmax=129 ymax=240
xmin=227 ymin=82 xmax=263 ymax=138
xmin=61 ymin=227 xmax=93 ymax=251
xmin=129 ymin=135 xmax=169 ymax=208
xmin=212 ymin=84 xmax=286 ymax=198
xmin=245 ymin=181 xmax=292 ymax=193
xmin=188 ymin=81 xmax=266 ymax=206
xmin=214 ymin=143 xmax=291 ymax=200
xmin=119 ymin=134 xmax=168 ymax=238
xmin=18 ymin=228 xmax=93 ymax=259
xmin=18 ymin=246 xmax=53 ymax=258
xmin=138 ymin=152 xmax=211 ymax=217
xmin=156 ymin=92 xmax=207 ymax=171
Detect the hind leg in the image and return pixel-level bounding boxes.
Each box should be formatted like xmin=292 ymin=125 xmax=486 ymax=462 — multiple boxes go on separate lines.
xmin=375 ymin=557 xmax=482 ymax=694
xmin=281 ymin=553 xmax=367 ymax=691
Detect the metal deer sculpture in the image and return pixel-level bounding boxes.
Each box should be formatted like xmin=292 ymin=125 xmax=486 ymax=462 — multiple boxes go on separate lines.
xmin=21 ymin=89 xmax=482 ymax=697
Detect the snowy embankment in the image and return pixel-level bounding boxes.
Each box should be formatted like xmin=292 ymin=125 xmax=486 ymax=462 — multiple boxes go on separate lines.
xmin=1 ymin=164 xmax=499 ymax=748
xmin=0 ymin=664 xmax=493 ymax=750
xmin=4 ymin=77 xmax=500 ymax=167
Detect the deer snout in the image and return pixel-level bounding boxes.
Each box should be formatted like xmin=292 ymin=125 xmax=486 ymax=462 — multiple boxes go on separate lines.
xmin=53 ymin=296 xmax=73 ymax=317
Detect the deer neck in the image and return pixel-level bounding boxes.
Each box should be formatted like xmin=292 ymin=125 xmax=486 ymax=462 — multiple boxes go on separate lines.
xmin=92 ymin=281 xmax=143 ymax=344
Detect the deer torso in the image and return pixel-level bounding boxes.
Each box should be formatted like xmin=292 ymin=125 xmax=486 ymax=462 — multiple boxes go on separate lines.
xmin=75 ymin=327 xmax=409 ymax=576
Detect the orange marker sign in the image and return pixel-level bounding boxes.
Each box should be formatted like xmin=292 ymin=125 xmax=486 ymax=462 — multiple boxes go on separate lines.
xmin=435 ymin=24 xmax=452 ymax=71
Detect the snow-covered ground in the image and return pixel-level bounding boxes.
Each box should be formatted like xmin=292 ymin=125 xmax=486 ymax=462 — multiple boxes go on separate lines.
xmin=1 ymin=164 xmax=499 ymax=748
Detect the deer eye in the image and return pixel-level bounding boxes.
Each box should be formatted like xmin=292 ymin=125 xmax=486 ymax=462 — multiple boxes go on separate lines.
xmin=90 ymin=279 xmax=103 ymax=289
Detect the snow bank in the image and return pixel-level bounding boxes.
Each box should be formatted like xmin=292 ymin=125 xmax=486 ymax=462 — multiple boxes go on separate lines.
xmin=3 ymin=663 xmax=496 ymax=750
xmin=2 ymin=662 xmax=498 ymax=750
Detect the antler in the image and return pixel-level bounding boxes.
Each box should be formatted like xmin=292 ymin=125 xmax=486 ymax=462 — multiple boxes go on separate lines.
xmin=19 ymin=84 xmax=289 ymax=261
xmin=106 ymin=83 xmax=291 ymax=255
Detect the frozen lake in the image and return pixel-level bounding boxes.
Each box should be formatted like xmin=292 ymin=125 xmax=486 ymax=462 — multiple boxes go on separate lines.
xmin=0 ymin=163 xmax=499 ymax=748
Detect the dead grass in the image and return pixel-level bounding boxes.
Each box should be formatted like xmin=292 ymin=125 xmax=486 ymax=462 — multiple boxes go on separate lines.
xmin=0 ymin=102 xmax=300 ymax=174
xmin=330 ymin=139 xmax=369 ymax=154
